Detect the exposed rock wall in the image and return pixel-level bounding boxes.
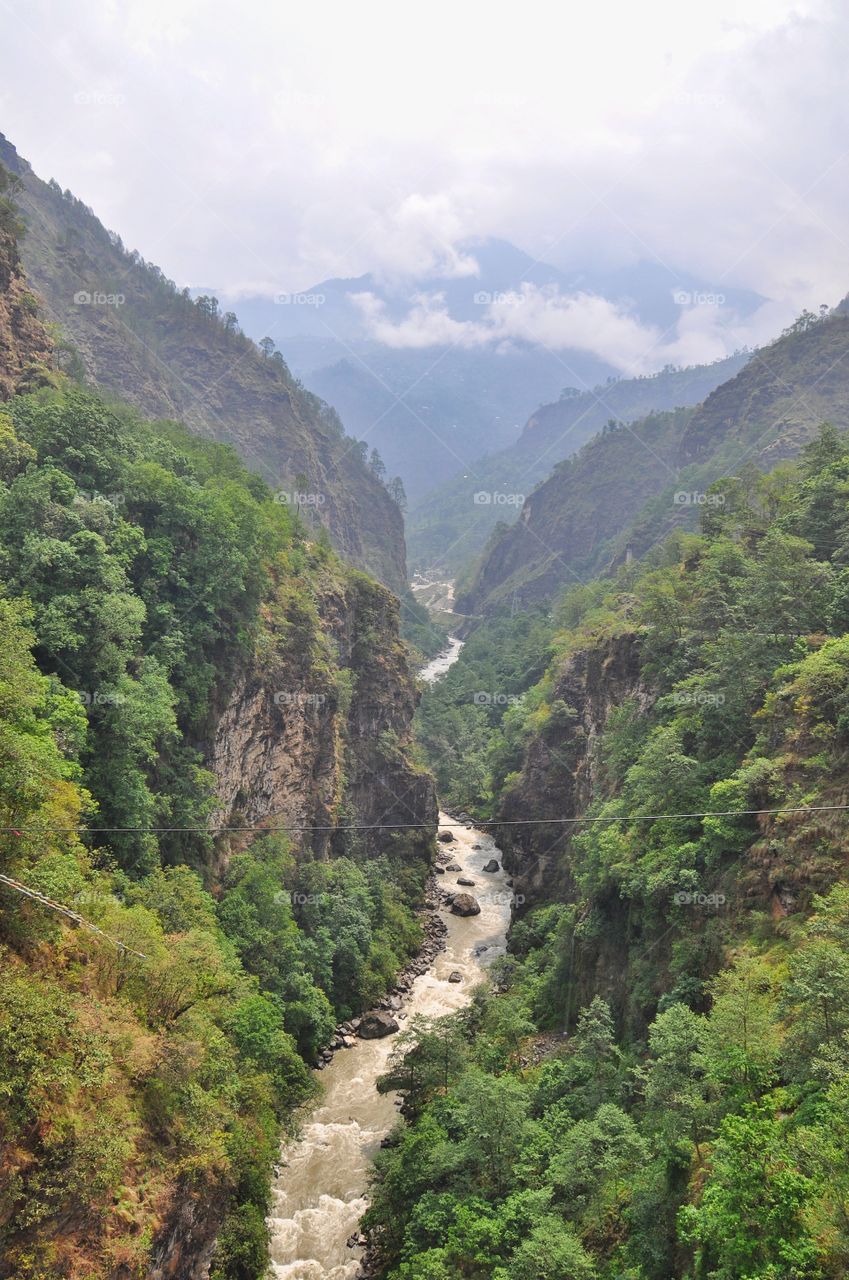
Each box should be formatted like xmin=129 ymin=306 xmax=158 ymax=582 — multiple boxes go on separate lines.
xmin=0 ymin=204 xmax=52 ymax=400
xmin=497 ymin=631 xmax=651 ymax=901
xmin=0 ymin=133 xmax=407 ymax=591
xmin=209 ymin=568 xmax=437 ymax=863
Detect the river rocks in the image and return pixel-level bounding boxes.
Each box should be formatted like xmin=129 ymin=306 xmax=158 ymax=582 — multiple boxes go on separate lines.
xmin=448 ymin=970 xmax=463 ymax=983
xmin=451 ymin=893 xmax=481 ymax=916
xmin=438 ymin=830 xmax=455 ymax=843
xmin=358 ymin=1010 xmax=400 ymax=1038
xmin=446 ymin=861 xmax=461 ymax=871
xmin=482 ymin=858 xmax=500 ymax=872
xmin=457 ymin=876 xmax=476 ymax=886
xmin=434 ymin=864 xmax=445 ymax=873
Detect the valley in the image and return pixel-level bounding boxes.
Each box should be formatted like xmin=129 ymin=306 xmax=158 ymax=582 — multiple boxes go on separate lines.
xmin=267 ymin=816 xmax=511 ymax=1279
xmin=3 ymin=10 xmax=849 ymax=1278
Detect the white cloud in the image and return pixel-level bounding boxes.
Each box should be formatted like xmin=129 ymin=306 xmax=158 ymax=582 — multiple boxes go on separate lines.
xmin=350 ymin=283 xmax=783 ymax=372
xmin=0 ymin=0 xmax=844 ymax=319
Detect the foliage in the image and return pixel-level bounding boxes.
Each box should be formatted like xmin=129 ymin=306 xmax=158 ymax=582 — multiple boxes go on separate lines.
xmin=371 ymin=425 xmax=849 ymax=1279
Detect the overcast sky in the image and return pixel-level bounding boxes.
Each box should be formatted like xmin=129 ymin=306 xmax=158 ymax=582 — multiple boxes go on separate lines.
xmin=2 ymin=0 xmax=848 ymax=368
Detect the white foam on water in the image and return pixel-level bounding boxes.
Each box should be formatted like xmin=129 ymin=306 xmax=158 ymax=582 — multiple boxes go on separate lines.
xmin=267 ymin=816 xmax=512 ymax=1275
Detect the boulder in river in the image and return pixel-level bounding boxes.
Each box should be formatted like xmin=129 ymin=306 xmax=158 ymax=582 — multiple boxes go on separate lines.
xmin=482 ymin=858 xmax=500 ymax=873
xmin=448 ymin=970 xmax=463 ymax=983
xmin=358 ymin=1010 xmax=400 ymax=1038
xmin=451 ymin=893 xmax=481 ymax=917
xmin=457 ymin=876 xmax=476 ymax=886
xmin=434 ymin=865 xmax=445 ymax=874
xmin=438 ymin=830 xmax=455 ymax=843
xmin=446 ymin=862 xmax=461 ymax=871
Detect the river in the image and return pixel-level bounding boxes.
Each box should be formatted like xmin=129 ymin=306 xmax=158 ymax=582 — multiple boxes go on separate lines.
xmin=418 ymin=635 xmax=463 ymax=685
xmin=267 ymin=632 xmax=482 ymax=1277
xmin=267 ymin=817 xmax=512 ymax=1278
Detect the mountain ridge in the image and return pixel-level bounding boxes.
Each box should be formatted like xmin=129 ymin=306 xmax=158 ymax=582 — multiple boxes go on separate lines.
xmin=0 ymin=133 xmax=408 ymax=592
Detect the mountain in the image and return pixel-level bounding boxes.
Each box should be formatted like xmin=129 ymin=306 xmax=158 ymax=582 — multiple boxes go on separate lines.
xmin=457 ymin=307 xmax=849 ymax=619
xmin=0 ymin=157 xmax=437 ymax=1278
xmin=384 ymin=433 xmax=849 ymax=1278
xmin=0 ymin=165 xmax=52 ymax=399
xmin=0 ymin=133 xmax=407 ymax=592
xmin=213 ymin=239 xmax=764 ymax=502
xmin=406 ymin=351 xmax=751 ymax=577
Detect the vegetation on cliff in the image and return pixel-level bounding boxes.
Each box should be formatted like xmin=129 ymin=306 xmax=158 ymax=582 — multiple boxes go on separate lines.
xmin=0 ymin=384 xmax=432 ymax=1279
xmin=459 ymin=307 xmax=849 ymax=618
xmin=0 ymin=139 xmax=408 ymax=591
xmin=382 ymin=425 xmax=849 ymax=1278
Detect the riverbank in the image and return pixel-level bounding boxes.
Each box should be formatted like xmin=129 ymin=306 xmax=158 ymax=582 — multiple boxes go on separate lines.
xmin=267 ymin=816 xmax=513 ymax=1278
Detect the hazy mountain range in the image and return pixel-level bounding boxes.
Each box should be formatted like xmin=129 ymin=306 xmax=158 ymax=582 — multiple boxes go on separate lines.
xmin=207 ymin=239 xmax=765 ymax=500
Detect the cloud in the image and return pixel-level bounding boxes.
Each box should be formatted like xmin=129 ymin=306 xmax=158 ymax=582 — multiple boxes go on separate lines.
xmin=350 ymin=284 xmax=777 ymax=372
xmin=349 ymin=291 xmax=483 ymax=347
xmin=0 ymin=0 xmax=845 ymax=317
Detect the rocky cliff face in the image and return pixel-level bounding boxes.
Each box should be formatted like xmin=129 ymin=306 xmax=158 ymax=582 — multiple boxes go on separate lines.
xmin=210 ymin=567 xmax=436 ymax=863
xmin=494 ymin=632 xmax=674 ymax=1035
xmin=458 ymin=309 xmax=849 ymax=620
xmin=497 ymin=632 xmax=652 ymax=904
xmin=0 ymin=184 xmax=51 ymax=399
xmin=0 ymin=134 xmax=407 ymax=592
xmin=455 ymin=409 xmax=690 ymax=618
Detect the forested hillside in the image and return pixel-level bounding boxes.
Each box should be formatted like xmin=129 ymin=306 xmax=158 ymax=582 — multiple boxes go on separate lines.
xmin=0 ymin=151 xmax=440 ymax=1274
xmin=458 ymin=309 xmax=849 ymax=619
xmin=407 ymin=353 xmax=749 ymax=577
xmin=378 ymin=426 xmax=849 ymax=1278
xmin=0 ymin=136 xmax=407 ymax=592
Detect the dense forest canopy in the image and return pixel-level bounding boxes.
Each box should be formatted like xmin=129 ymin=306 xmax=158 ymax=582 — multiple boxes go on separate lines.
xmin=375 ymin=425 xmax=849 ymax=1279
xmin=0 ymin=386 xmax=430 ymax=1279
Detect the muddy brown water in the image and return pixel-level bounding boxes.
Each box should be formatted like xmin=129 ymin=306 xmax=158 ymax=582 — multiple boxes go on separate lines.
xmin=267 ymin=816 xmax=512 ymax=1278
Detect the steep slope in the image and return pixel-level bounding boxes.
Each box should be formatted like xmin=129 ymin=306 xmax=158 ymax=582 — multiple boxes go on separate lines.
xmin=455 ymin=407 xmax=694 ymax=616
xmin=0 ymin=203 xmax=436 ymax=1277
xmin=0 ymin=167 xmax=52 ymax=399
xmin=459 ymin=308 xmax=849 ymax=618
xmin=218 ymin=240 xmax=762 ymax=502
xmin=378 ymin=438 xmax=849 ymax=1280
xmin=407 ymin=352 xmax=749 ymax=576
xmin=0 ymin=134 xmax=406 ymax=592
